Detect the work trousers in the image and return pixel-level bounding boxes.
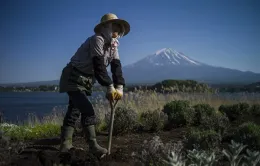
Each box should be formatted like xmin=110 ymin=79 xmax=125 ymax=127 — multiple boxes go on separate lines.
xmin=62 ymin=91 xmax=96 ymax=128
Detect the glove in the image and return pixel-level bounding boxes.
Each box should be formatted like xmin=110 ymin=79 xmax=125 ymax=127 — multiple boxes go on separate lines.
xmin=115 ymin=85 xmax=123 ymax=100
xmin=106 ymin=84 xmax=117 ymax=101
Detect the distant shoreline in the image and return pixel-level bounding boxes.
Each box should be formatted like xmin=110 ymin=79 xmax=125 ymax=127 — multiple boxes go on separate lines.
xmin=0 ymin=91 xmax=59 ymax=93
xmin=0 ymin=91 xmax=104 ymax=93
xmin=1 ymin=79 xmax=260 ymax=93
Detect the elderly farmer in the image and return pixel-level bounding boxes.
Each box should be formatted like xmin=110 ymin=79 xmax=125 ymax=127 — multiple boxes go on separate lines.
xmin=58 ymin=13 xmax=130 ymax=156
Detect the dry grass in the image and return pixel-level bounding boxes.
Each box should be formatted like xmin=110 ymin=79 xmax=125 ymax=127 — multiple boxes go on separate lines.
xmin=1 ymin=91 xmax=260 ymax=165
xmin=93 ymin=91 xmax=260 ymax=116
xmin=1 ymin=91 xmax=259 ymax=140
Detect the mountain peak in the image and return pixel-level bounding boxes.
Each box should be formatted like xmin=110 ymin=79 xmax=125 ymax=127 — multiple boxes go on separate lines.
xmin=148 ymin=48 xmax=202 ymax=66
xmin=155 ymin=48 xmax=168 ymax=55
xmin=125 ymin=48 xmax=203 ymax=68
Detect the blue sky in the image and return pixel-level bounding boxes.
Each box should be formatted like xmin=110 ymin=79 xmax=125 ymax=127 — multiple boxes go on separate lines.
xmin=0 ymin=0 xmax=259 ymax=83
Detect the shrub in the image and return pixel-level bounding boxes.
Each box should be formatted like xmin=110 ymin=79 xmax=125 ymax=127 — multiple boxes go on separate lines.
xmin=151 ymin=79 xmax=212 ymax=93
xmin=184 ymin=128 xmax=221 ymax=151
xmin=189 ymin=104 xmax=230 ymax=136
xmin=222 ymin=140 xmax=248 ymax=166
xmin=186 ymin=149 xmax=218 ymax=166
xmin=249 ymin=104 xmax=260 ymax=117
xmin=133 ymin=136 xmax=185 ymax=166
xmin=162 ymin=100 xmax=195 ymax=128
xmin=249 ymin=104 xmax=260 ymax=125
xmin=0 ymin=130 xmax=10 ymax=149
xmin=219 ymin=102 xmax=250 ymax=123
xmin=199 ymin=111 xmax=230 ymax=136
xmin=105 ymin=106 xmax=138 ymax=135
xmin=231 ymin=122 xmax=260 ymax=150
xmin=95 ymin=120 xmax=107 ymax=133
xmin=139 ymin=109 xmax=167 ymax=132
xmin=0 ymin=123 xmax=60 ymax=141
xmin=193 ymin=104 xmax=215 ymax=126
xmin=95 ymin=111 xmax=108 ymax=133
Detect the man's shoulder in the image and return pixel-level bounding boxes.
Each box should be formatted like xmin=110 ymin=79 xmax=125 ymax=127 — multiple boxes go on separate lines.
xmin=89 ymin=34 xmax=105 ymax=44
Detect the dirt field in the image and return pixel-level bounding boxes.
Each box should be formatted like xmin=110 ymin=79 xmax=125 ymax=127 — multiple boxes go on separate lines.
xmin=0 ymin=128 xmax=186 ymax=166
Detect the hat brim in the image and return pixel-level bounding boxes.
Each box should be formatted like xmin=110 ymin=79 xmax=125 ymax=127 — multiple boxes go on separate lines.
xmin=94 ymin=19 xmax=130 ymax=36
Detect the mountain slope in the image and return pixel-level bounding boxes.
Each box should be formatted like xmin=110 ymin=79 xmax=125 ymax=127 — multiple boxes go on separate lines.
xmin=123 ymin=48 xmax=260 ymax=84
xmin=2 ymin=48 xmax=259 ymax=86
xmin=126 ymin=48 xmax=203 ymax=67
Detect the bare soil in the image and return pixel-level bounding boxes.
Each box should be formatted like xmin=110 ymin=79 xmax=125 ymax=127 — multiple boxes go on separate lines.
xmin=0 ymin=128 xmax=186 ymax=166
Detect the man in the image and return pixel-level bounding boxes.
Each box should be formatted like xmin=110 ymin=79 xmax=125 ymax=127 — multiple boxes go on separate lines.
xmin=58 ymin=13 xmax=130 ymax=156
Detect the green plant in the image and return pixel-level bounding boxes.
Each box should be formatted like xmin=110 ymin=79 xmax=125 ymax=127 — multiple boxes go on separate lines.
xmin=151 ymin=79 xmax=212 ymax=93
xmin=222 ymin=140 xmax=247 ymax=166
xmin=219 ymin=103 xmax=250 ymax=123
xmin=231 ymin=122 xmax=260 ymax=150
xmin=134 ymin=136 xmax=260 ymax=166
xmin=162 ymin=100 xmax=195 ymax=128
xmin=0 ymin=123 xmax=60 ymax=141
xmin=134 ymin=136 xmax=167 ymax=166
xmin=193 ymin=104 xmax=215 ymax=126
xmin=163 ymin=151 xmax=186 ymax=166
xmin=0 ymin=130 xmax=10 ymax=148
xmin=199 ymin=112 xmax=230 ymax=137
xmin=249 ymin=104 xmax=260 ymax=117
xmin=134 ymin=136 xmax=185 ymax=166
xmin=96 ymin=120 xmax=107 ymax=133
xmin=248 ymin=104 xmax=260 ymax=125
xmin=105 ymin=106 xmax=138 ymax=135
xmin=192 ymin=104 xmax=230 ymax=134
xmin=187 ymin=149 xmax=217 ymax=166
xmin=185 ymin=128 xmax=221 ymax=151
xmin=139 ymin=109 xmax=167 ymax=132
xmin=243 ymin=149 xmax=260 ymax=166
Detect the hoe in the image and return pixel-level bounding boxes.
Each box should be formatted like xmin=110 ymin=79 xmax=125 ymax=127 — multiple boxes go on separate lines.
xmin=107 ymin=99 xmax=119 ymax=155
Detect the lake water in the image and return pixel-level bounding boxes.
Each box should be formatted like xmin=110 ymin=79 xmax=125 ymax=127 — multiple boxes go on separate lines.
xmin=0 ymin=92 xmax=104 ymax=123
xmin=1 ymin=91 xmax=260 ymax=124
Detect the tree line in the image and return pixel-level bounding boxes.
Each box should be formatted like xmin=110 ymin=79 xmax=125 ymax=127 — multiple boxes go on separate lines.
xmin=1 ymin=80 xmax=259 ymax=93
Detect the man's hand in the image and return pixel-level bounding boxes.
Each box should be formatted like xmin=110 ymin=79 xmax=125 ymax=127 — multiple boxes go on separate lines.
xmin=115 ymin=85 xmax=123 ymax=100
xmin=106 ymin=84 xmax=117 ymax=101
xmin=106 ymin=84 xmax=123 ymax=101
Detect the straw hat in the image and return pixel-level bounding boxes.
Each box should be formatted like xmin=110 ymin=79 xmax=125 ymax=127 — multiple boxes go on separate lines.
xmin=94 ymin=13 xmax=130 ymax=36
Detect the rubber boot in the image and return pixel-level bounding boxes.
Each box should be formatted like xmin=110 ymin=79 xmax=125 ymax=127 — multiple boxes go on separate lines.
xmin=59 ymin=125 xmax=74 ymax=152
xmin=83 ymin=125 xmax=108 ymax=156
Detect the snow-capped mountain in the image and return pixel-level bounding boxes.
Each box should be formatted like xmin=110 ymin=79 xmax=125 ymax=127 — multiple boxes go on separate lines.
xmin=146 ymin=48 xmax=201 ymax=66
xmin=125 ymin=48 xmax=205 ymax=69
xmin=3 ymin=48 xmax=259 ymax=86
xmin=123 ymin=48 xmax=260 ymax=84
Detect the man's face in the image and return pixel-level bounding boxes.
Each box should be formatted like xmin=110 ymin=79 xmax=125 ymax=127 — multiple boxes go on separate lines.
xmin=112 ymin=32 xmax=119 ymax=38
xmin=112 ymin=23 xmax=121 ymax=38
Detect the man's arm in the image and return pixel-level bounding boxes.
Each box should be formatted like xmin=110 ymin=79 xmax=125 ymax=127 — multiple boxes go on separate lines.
xmin=110 ymin=48 xmax=125 ymax=87
xmin=91 ymin=36 xmax=113 ymax=86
